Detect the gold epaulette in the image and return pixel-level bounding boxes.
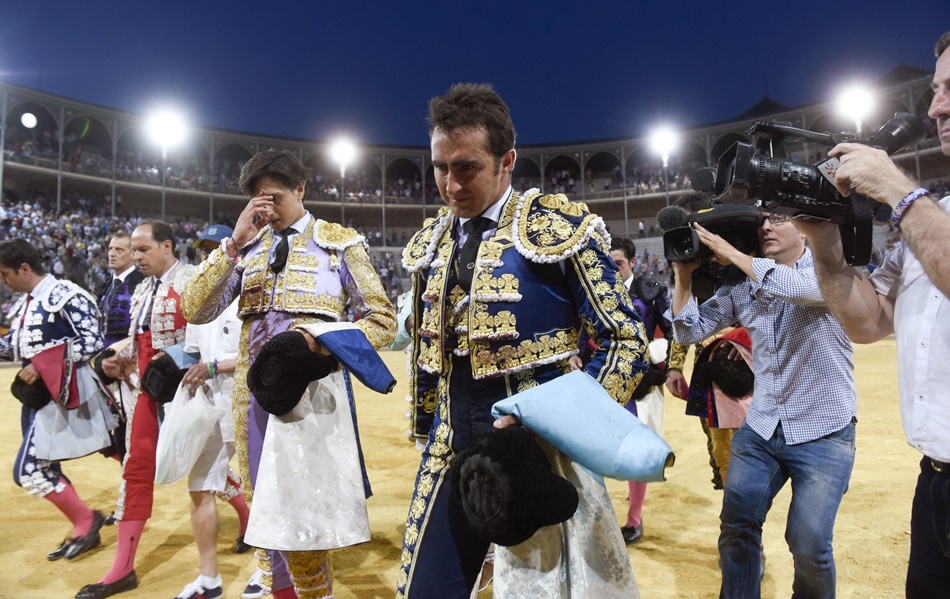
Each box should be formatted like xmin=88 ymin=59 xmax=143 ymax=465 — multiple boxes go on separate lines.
xmin=314 ymin=220 xmax=366 ymax=251
xmin=512 ymin=190 xmax=609 ymax=263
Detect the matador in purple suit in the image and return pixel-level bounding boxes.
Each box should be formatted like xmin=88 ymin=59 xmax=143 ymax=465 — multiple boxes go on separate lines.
xmin=181 ymin=149 xmax=396 ymax=599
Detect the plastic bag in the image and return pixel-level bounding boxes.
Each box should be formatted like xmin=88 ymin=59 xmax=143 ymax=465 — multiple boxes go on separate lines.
xmin=154 ymin=383 xmax=223 ymax=485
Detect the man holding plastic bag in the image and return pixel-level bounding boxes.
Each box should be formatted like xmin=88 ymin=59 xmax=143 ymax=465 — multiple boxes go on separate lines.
xmin=156 ymin=225 xmax=259 ymax=599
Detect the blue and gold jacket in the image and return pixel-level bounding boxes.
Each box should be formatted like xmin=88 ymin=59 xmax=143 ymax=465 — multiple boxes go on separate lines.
xmin=402 ymin=189 xmax=648 ymax=439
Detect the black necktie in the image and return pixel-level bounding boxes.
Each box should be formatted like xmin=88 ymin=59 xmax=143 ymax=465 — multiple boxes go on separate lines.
xmin=458 ymin=217 xmax=492 ymax=292
xmin=271 ymin=228 xmax=294 ymax=274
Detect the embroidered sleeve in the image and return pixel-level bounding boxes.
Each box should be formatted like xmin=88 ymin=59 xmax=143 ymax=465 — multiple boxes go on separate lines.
xmin=180 ymin=247 xmax=244 ymax=325
xmin=62 ymin=293 xmax=105 ymax=362
xmin=0 ymin=330 xmax=13 ymax=361
xmin=567 ymin=234 xmax=648 ymax=405
xmin=339 ymin=242 xmax=397 ymax=350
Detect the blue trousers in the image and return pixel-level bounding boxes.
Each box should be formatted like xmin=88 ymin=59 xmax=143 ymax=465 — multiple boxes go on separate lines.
xmin=396 ymin=355 xmax=562 ymax=598
xmin=15 ymin=404 xmax=66 ymax=493
xmin=906 ymin=456 xmax=950 ymax=598
xmin=719 ymin=420 xmax=855 ymax=599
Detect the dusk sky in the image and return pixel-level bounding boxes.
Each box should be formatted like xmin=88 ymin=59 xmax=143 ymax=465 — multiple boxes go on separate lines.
xmin=2 ymin=2 xmax=948 ymax=146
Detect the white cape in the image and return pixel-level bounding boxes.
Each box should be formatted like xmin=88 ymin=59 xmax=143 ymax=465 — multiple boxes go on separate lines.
xmin=244 ymin=369 xmax=370 ymax=551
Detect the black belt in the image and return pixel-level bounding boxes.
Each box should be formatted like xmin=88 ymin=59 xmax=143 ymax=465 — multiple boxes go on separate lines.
xmin=930 ymin=458 xmax=949 ymax=474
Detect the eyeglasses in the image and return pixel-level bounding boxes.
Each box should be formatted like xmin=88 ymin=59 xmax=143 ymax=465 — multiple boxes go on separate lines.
xmin=765 ymin=213 xmax=789 ymax=225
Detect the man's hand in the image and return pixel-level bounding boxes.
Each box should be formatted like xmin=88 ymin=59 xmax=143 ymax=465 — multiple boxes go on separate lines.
xmin=665 ymin=369 xmax=688 ymax=400
xmin=693 ymin=223 xmax=743 ymax=267
xmin=101 ymin=354 xmax=133 ymax=380
xmin=232 ymin=192 xmax=276 ymax=248
xmin=183 ymin=362 xmax=210 ymax=396
xmin=17 ymin=363 xmax=39 ymax=385
xmin=828 ymin=143 xmax=918 ymax=205
xmin=568 ymin=355 xmax=584 ymax=371
xmin=493 ymin=415 xmax=521 ymax=429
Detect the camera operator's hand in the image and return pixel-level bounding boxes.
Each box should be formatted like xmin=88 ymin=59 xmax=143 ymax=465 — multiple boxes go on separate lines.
xmin=693 ymin=223 xmax=757 ymax=282
xmin=828 ymin=143 xmax=918 ymax=206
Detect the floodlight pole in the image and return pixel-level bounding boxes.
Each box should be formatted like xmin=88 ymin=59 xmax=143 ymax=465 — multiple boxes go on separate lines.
xmin=662 ymin=154 xmax=670 ymax=207
xmin=340 ymin=166 xmax=346 ymax=224
xmin=161 ymin=146 xmax=167 ymax=220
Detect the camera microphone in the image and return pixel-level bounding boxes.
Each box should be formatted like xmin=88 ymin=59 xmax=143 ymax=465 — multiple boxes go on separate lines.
xmin=656 ymin=206 xmax=690 ymax=232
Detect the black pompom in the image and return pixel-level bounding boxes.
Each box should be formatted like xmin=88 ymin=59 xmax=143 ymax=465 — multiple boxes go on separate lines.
xmin=450 ymin=426 xmax=578 ymax=547
xmin=248 ymin=331 xmax=339 ymax=416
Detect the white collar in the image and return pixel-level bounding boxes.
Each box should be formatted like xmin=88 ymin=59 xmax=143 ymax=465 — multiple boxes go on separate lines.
xmin=458 ymin=186 xmax=512 ymax=230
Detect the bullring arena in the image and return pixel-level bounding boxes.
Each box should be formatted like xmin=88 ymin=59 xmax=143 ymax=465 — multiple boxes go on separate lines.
xmin=0 ymin=341 xmax=922 ymax=597
xmin=1 ymin=67 xmax=947 ymax=598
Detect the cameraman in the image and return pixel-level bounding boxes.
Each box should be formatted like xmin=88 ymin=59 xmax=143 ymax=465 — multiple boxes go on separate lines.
xmin=668 ymin=211 xmax=857 ymax=598
xmin=800 ymin=31 xmax=950 ymax=598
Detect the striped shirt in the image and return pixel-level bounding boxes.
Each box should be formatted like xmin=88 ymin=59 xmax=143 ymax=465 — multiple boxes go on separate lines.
xmin=669 ymin=248 xmax=856 ymax=445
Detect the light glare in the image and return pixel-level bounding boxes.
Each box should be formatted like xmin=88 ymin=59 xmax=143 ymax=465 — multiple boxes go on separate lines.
xmin=20 ymin=112 xmax=37 ymax=129
xmin=145 ymin=109 xmax=187 ymax=149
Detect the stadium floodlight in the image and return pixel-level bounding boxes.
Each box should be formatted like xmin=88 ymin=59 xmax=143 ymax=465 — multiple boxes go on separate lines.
xmin=20 ymin=112 xmax=37 ymax=129
xmin=145 ymin=108 xmax=187 ymax=220
xmin=836 ymin=84 xmax=874 ymax=138
xmin=330 ymin=138 xmax=357 ymax=222
xmin=649 ymin=126 xmax=679 ymax=206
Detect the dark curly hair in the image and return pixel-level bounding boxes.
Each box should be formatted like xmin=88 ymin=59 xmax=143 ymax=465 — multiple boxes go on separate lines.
xmin=428 ymin=83 xmax=516 ymax=159
xmin=936 ymin=31 xmax=950 ymax=58
xmin=610 ymin=236 xmax=637 ymax=261
xmin=239 ymin=148 xmax=312 ymax=197
xmin=0 ymin=238 xmax=45 ymax=274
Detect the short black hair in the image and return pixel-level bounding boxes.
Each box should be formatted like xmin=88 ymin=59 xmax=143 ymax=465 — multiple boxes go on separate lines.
xmin=0 ymin=239 xmax=46 ymax=275
xmin=239 ymin=148 xmax=311 ymax=197
xmin=139 ymin=221 xmax=175 ymax=246
xmin=428 ymin=83 xmax=516 ymax=158
xmin=610 ymin=237 xmax=636 ymax=260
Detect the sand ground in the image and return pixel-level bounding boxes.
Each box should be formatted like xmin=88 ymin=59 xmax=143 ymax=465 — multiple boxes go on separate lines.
xmin=0 ymin=338 xmax=918 ymax=598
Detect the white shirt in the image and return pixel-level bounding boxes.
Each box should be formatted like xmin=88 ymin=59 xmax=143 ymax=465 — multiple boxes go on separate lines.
xmin=183 ymin=299 xmax=240 ymax=443
xmin=457 ymin=186 xmax=511 ymax=244
xmin=113 ymin=264 xmax=136 ymax=282
xmin=870 ymin=194 xmax=950 ymax=462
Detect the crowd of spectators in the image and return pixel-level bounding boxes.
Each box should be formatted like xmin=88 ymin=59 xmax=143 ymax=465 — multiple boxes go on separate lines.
xmin=0 ymin=190 xmax=411 ymax=328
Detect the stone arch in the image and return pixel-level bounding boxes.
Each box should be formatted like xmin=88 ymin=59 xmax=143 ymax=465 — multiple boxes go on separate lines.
xmin=585 ymin=151 xmax=622 ymax=195
xmin=385 ymin=157 xmax=423 ymax=203
xmin=511 ymin=155 xmax=541 ymax=191
xmin=214 ymin=143 xmax=253 ymax=195
xmin=4 ymin=101 xmax=58 ymax=165
xmin=543 ymin=154 xmax=581 ymax=194
xmin=62 ymin=114 xmax=113 ymax=175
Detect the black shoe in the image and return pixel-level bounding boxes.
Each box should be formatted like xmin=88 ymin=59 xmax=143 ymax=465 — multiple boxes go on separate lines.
xmin=76 ymin=571 xmax=138 ymax=599
xmin=235 ymin=535 xmax=252 ymax=554
xmin=66 ymin=510 xmax=106 ymax=560
xmin=48 ymin=538 xmax=74 ymax=561
xmin=621 ymin=523 xmax=644 ymax=545
xmin=104 ymin=512 xmax=117 ymax=526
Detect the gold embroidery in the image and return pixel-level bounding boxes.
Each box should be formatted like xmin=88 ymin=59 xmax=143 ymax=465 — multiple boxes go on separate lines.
xmin=469 ymin=328 xmax=576 ymax=379
xmin=468 ymin=302 xmax=518 ymax=340
xmin=516 ymin=192 xmax=602 ymax=261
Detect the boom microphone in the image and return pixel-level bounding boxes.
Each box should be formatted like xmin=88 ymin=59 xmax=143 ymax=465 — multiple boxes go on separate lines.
xmin=656 ymin=206 xmax=690 ymax=232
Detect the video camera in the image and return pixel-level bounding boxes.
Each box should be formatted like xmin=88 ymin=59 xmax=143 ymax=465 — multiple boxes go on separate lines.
xmin=660 ymin=203 xmax=764 ymax=301
xmin=710 ymin=112 xmax=926 ymax=265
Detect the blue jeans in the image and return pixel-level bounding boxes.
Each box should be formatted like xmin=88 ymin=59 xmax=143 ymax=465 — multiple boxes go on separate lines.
xmin=719 ymin=420 xmax=856 ymax=599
